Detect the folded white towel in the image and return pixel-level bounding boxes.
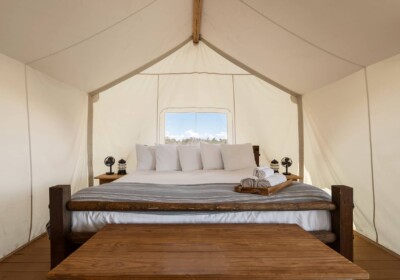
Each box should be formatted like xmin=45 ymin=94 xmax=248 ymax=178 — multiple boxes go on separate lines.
xmin=240 ymin=177 xmax=257 ymax=188
xmin=264 ymin=173 xmax=287 ymax=186
xmin=255 ymin=178 xmax=271 ymax=188
xmin=253 ymin=166 xmax=275 ymax=179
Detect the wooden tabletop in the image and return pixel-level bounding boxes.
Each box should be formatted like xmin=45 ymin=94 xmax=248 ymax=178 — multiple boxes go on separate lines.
xmin=48 ymin=224 xmax=369 ymax=280
xmin=285 ymin=174 xmax=304 ymax=181
xmin=94 ymin=173 xmax=125 ymax=180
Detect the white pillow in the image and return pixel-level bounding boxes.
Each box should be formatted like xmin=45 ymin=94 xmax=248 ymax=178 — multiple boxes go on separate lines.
xmin=221 ymin=143 xmax=257 ymax=171
xmin=136 ymin=145 xmax=156 ymax=170
xmin=178 ymin=145 xmax=203 ymax=171
xmin=200 ymin=142 xmax=224 ymax=170
xmin=155 ymin=144 xmax=181 ymax=171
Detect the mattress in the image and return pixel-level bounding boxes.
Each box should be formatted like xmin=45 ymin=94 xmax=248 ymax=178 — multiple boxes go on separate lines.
xmin=72 ymin=210 xmax=331 ymax=232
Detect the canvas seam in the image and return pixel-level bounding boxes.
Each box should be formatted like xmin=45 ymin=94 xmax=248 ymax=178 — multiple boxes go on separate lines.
xmin=87 ymin=95 xmax=94 ymax=187
xmin=24 ymin=65 xmax=34 ymax=241
xmin=232 ymin=75 xmax=237 ymax=144
xmin=364 ymin=67 xmax=379 ymax=242
xmin=297 ymin=96 xmax=305 ymax=181
xmin=156 ymin=75 xmax=160 ymax=143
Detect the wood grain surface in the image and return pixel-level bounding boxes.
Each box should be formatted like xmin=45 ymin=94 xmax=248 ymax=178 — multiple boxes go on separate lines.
xmin=67 ymin=200 xmax=336 ymax=211
xmin=234 ymin=180 xmax=294 ymax=196
xmin=48 ymin=224 xmax=368 ymax=279
xmin=331 ymin=185 xmax=354 ymax=261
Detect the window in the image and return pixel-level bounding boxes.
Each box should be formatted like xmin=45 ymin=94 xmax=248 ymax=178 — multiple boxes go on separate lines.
xmin=164 ymin=112 xmax=228 ymax=144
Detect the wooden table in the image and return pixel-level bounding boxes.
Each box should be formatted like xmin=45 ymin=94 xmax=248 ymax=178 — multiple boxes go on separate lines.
xmin=48 ymin=224 xmax=368 ymax=280
xmin=285 ymin=174 xmax=303 ymax=181
xmin=94 ymin=173 xmax=125 ymax=185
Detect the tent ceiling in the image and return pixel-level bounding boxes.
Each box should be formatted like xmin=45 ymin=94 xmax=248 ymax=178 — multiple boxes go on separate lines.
xmin=0 ymin=0 xmax=156 ymax=63
xmin=202 ymin=0 xmax=400 ymax=93
xmin=0 ymin=0 xmax=192 ymax=92
xmin=0 ymin=0 xmax=400 ymax=94
xmin=240 ymin=0 xmax=400 ymax=67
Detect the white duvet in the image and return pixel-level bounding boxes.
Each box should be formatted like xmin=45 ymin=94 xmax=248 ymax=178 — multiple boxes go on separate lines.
xmin=72 ymin=169 xmax=331 ymax=232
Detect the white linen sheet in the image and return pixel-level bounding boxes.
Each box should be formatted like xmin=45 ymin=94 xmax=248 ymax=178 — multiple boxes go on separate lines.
xmin=74 ymin=169 xmax=331 ymax=232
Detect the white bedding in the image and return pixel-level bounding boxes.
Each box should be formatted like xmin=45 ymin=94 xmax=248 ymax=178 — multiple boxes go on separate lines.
xmin=115 ymin=167 xmax=255 ymax=185
xmin=73 ymin=169 xmax=331 ymax=232
xmin=72 ymin=210 xmax=331 ymax=232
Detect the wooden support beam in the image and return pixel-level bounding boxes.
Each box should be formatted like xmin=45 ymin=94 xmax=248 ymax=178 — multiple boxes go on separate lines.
xmin=192 ymin=0 xmax=203 ymax=43
xmin=49 ymin=185 xmax=72 ymax=269
xmin=330 ymin=185 xmax=354 ymax=261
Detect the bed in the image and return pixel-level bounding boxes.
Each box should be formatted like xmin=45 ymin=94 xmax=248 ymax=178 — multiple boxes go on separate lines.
xmin=49 ymin=146 xmax=353 ymax=268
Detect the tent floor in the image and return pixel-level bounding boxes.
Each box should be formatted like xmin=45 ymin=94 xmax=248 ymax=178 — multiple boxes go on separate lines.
xmin=0 ymin=232 xmax=399 ymax=280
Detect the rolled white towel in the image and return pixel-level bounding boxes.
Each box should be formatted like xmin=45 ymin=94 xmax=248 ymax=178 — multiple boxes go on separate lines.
xmin=253 ymin=166 xmax=275 ymax=179
xmin=255 ymin=178 xmax=271 ymax=188
xmin=240 ymin=177 xmax=256 ymax=188
xmin=265 ymin=173 xmax=287 ymax=186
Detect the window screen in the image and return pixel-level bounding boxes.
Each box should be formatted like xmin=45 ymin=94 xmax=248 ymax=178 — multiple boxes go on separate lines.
xmin=165 ymin=112 xmax=228 ymax=144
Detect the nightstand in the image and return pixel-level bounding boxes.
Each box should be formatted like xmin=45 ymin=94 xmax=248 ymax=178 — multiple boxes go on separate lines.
xmin=95 ymin=173 xmax=126 ymax=185
xmin=285 ymin=174 xmax=303 ymax=181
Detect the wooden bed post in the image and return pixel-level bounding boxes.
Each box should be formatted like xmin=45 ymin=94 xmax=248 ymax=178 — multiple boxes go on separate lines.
xmin=252 ymin=145 xmax=260 ymax=167
xmin=49 ymin=185 xmax=72 ymax=269
xmin=330 ymin=185 xmax=353 ymax=261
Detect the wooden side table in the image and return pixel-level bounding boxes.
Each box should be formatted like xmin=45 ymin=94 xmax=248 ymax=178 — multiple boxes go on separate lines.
xmin=94 ymin=173 xmax=126 ymax=185
xmin=285 ymin=174 xmax=303 ymax=181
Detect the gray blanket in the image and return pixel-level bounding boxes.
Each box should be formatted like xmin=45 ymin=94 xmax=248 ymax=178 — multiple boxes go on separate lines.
xmin=71 ymin=182 xmax=331 ymax=204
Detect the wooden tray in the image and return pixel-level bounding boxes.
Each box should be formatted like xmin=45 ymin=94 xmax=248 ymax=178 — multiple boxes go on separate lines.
xmin=235 ymin=180 xmax=293 ymax=196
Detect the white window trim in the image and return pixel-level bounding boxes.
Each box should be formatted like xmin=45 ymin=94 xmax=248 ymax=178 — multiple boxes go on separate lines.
xmin=159 ymin=107 xmax=234 ymax=144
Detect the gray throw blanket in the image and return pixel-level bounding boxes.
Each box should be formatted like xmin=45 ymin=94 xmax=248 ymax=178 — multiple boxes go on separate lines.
xmin=71 ymin=182 xmax=331 ymax=204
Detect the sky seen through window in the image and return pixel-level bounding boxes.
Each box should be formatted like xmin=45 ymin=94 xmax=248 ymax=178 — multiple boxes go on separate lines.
xmin=165 ymin=112 xmax=227 ymax=144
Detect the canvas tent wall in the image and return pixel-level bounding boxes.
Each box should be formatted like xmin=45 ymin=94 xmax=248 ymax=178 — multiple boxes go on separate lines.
xmin=0 ymin=0 xmax=400 ymax=260
xmin=303 ymin=53 xmax=400 ymax=255
xmin=92 ymin=42 xmax=299 ymax=176
xmin=0 ymin=53 xmax=88 ymax=259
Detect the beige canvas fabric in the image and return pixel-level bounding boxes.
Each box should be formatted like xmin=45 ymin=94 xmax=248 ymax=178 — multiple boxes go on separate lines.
xmin=304 ymin=53 xmax=400 ymax=254
xmin=0 ymin=0 xmax=400 ymax=258
xmin=0 ymin=53 xmax=88 ymax=259
xmin=93 ymin=42 xmax=299 ymax=176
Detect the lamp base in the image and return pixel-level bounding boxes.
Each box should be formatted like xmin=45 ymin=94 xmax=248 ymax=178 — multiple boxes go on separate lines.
xmin=106 ymin=172 xmax=114 ymax=175
xmin=282 ymin=172 xmax=291 ymax=175
xmin=118 ymin=170 xmax=127 ymax=175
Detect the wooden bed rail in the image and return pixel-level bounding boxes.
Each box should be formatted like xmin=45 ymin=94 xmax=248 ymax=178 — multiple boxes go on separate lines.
xmin=49 ymin=184 xmax=354 ymax=268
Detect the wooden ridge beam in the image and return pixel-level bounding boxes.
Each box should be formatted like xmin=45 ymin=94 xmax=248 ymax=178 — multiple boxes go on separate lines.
xmin=192 ymin=0 xmax=203 ymax=43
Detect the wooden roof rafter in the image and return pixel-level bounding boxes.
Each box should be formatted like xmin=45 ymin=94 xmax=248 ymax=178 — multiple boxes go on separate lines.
xmin=192 ymin=0 xmax=203 ymax=43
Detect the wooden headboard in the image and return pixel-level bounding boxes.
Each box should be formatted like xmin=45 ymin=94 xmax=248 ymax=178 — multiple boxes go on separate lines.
xmin=253 ymin=145 xmax=260 ymax=167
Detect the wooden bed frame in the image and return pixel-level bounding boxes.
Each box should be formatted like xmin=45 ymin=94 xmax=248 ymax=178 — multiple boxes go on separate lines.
xmin=48 ymin=145 xmax=354 ymax=268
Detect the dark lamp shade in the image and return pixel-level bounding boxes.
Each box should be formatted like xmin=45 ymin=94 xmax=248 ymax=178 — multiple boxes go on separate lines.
xmin=270 ymin=159 xmax=279 ymax=173
xmin=118 ymin=158 xmax=127 ymax=175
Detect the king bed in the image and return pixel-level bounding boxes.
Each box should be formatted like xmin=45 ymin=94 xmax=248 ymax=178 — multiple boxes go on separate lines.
xmin=49 ymin=145 xmax=353 ymax=268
